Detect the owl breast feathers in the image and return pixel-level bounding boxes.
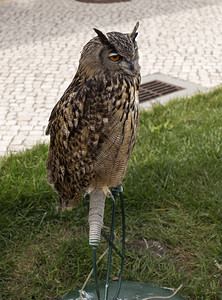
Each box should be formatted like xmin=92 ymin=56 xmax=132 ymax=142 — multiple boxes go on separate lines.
xmin=46 ymin=22 xmax=141 ymax=210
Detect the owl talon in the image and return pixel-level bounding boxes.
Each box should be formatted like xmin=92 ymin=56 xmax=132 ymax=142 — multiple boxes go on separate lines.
xmin=84 ymin=191 xmax=89 ymax=200
xmin=107 ymin=191 xmax=116 ymax=203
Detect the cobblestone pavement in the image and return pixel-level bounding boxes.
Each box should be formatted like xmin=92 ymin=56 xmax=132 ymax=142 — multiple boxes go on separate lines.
xmin=0 ymin=0 xmax=222 ymax=156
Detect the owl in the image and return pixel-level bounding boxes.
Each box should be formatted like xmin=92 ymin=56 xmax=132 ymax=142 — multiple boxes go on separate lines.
xmin=46 ymin=22 xmax=141 ymax=211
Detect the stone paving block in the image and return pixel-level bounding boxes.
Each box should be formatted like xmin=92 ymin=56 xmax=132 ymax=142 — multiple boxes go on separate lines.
xmin=0 ymin=145 xmax=8 ymax=155
xmin=2 ymin=135 xmax=14 ymax=141
xmin=0 ymin=0 xmax=222 ymax=156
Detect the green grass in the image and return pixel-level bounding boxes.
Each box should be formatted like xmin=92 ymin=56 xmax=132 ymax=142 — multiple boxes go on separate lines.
xmin=1 ymin=87 xmax=222 ymax=299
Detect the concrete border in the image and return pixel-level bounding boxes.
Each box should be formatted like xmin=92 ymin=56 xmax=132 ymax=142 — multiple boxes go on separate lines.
xmin=139 ymin=73 xmax=207 ymax=110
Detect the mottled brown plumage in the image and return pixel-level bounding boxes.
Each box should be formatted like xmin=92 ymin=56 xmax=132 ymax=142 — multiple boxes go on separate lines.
xmin=46 ymin=23 xmax=141 ymax=210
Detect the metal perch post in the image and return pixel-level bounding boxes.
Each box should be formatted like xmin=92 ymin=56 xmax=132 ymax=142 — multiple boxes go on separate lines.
xmin=92 ymin=185 xmax=125 ymax=300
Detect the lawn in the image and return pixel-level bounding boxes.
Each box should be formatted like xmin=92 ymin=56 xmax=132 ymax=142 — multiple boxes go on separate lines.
xmin=0 ymin=88 xmax=222 ymax=299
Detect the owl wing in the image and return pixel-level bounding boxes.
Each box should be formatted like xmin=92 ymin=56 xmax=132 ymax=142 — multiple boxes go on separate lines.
xmin=46 ymin=78 xmax=113 ymax=208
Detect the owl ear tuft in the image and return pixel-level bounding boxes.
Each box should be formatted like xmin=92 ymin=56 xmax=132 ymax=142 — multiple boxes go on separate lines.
xmin=130 ymin=21 xmax=139 ymax=42
xmin=94 ymin=28 xmax=111 ymax=46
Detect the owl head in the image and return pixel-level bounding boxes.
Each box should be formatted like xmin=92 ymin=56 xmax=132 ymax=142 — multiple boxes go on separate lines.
xmin=78 ymin=22 xmax=140 ymax=78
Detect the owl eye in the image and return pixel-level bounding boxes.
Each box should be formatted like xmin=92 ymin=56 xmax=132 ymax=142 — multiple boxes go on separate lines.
xmin=109 ymin=53 xmax=121 ymax=62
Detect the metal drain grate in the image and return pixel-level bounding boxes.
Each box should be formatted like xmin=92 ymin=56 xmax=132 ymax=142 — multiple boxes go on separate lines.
xmin=139 ymin=80 xmax=184 ymax=103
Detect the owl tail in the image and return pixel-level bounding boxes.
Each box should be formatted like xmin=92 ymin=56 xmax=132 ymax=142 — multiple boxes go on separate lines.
xmin=88 ymin=189 xmax=106 ymax=246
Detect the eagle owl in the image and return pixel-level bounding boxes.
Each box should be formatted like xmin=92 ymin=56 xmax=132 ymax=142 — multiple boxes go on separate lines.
xmin=46 ymin=23 xmax=141 ymax=212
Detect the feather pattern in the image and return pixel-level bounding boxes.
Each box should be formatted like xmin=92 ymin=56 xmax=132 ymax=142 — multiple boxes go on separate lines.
xmin=46 ymin=24 xmax=140 ymax=210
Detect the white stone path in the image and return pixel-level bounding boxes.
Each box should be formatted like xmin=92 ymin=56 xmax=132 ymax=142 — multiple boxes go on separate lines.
xmin=0 ymin=0 xmax=222 ymax=156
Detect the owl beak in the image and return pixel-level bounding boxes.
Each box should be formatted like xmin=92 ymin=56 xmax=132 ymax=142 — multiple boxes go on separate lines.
xmin=129 ymin=61 xmax=135 ymax=71
xmin=121 ymin=60 xmax=138 ymax=74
